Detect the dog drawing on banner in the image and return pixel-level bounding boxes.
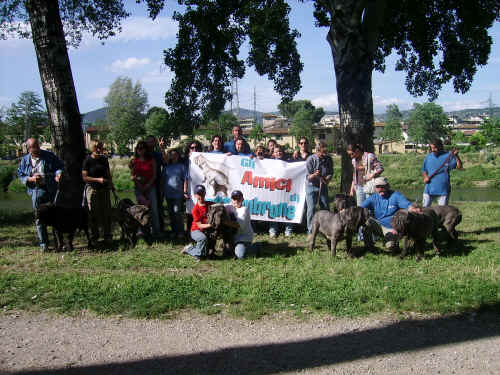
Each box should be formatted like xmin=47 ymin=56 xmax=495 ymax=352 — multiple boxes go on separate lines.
xmin=193 ymin=154 xmax=230 ymax=197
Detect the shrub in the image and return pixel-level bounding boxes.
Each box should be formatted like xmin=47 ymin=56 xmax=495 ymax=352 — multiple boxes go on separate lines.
xmin=0 ymin=165 xmax=15 ymax=192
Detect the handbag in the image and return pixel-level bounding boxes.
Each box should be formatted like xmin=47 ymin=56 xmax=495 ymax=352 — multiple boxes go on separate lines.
xmin=363 ymin=154 xmax=378 ymax=194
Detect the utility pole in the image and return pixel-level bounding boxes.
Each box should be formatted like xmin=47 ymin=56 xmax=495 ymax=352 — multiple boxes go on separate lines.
xmin=253 ymin=86 xmax=257 ymax=124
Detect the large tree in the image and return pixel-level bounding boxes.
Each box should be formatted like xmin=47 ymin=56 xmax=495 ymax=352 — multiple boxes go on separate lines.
xmin=379 ymin=104 xmax=403 ymax=152
xmin=143 ymin=0 xmax=499 ymax=192
xmin=1 ymin=0 xmax=128 ymax=206
xmin=407 ymin=102 xmax=450 ymax=148
xmin=105 ymin=77 xmax=149 ymax=155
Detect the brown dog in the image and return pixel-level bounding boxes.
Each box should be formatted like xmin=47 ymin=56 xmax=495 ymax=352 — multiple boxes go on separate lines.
xmin=391 ymin=209 xmax=440 ymax=260
xmin=308 ymin=207 xmax=371 ymax=257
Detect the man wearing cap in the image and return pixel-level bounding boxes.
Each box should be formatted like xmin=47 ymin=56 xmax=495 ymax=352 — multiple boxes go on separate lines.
xmin=361 ymin=176 xmax=420 ymax=251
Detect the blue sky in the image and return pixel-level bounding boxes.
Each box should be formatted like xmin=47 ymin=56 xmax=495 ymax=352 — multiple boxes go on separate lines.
xmin=1 ymin=1 xmax=500 ymax=115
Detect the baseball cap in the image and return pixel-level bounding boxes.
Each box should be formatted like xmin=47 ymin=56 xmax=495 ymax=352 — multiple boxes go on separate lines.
xmin=373 ymin=176 xmax=389 ymax=186
xmin=231 ymin=190 xmax=243 ymax=200
xmin=194 ymin=185 xmax=206 ymax=195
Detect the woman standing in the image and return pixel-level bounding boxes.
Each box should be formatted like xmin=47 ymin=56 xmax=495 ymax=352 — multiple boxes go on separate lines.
xmin=347 ymin=143 xmax=384 ymax=206
xmin=131 ymin=140 xmax=161 ymax=237
xmin=82 ymin=140 xmax=114 ymax=246
xmin=162 ymin=149 xmax=186 ymax=239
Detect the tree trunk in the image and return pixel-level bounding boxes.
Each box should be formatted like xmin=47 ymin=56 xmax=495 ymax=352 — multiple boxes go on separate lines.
xmin=25 ymin=0 xmax=85 ymax=208
xmin=324 ymin=0 xmax=386 ymax=193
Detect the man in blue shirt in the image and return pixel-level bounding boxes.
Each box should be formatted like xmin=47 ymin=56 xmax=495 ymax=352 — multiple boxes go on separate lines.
xmin=17 ymin=138 xmax=64 ymax=251
xmin=223 ymin=125 xmax=251 ymax=154
xmin=421 ymin=138 xmax=462 ymax=207
xmin=361 ymin=176 xmax=419 ymax=251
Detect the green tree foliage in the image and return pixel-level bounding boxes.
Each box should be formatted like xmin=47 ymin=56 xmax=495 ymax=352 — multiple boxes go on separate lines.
xmin=380 ymin=104 xmax=403 ymax=150
xmin=4 ymin=91 xmax=48 ymax=144
xmin=451 ymin=130 xmax=467 ymax=144
xmin=278 ymin=100 xmax=324 ymax=123
xmin=105 ymin=77 xmax=148 ymax=155
xmin=407 ymin=102 xmax=449 ymax=147
xmin=290 ymin=108 xmax=314 ymax=143
xmin=480 ymin=117 xmax=500 ymax=145
xmin=195 ymin=112 xmax=238 ymax=141
xmin=145 ymin=107 xmax=175 ymax=139
xmin=248 ymin=123 xmax=265 ymax=146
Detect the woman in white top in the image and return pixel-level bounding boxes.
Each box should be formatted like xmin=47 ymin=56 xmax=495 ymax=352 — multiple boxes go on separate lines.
xmin=225 ymin=190 xmax=258 ymax=259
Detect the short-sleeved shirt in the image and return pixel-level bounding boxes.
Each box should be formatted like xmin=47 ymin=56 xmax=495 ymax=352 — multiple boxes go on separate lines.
xmin=162 ymin=162 xmax=186 ymax=199
xmin=191 ymin=201 xmax=214 ymax=232
xmin=305 ymin=153 xmax=334 ymax=187
xmin=421 ymin=151 xmax=457 ymax=196
xmin=361 ymin=190 xmax=411 ymax=229
xmin=225 ymin=204 xmax=254 ymax=243
xmin=82 ymin=155 xmax=110 ymax=188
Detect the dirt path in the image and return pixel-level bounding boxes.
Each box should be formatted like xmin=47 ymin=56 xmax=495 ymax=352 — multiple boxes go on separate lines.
xmin=1 ymin=310 xmax=499 ymax=375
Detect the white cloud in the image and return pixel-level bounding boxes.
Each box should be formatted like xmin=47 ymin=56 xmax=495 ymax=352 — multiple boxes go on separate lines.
xmin=372 ymin=96 xmax=408 ymax=107
xmin=0 ymin=96 xmax=13 ymax=106
xmin=141 ymin=62 xmax=174 ymax=84
xmin=311 ymin=93 xmax=338 ymax=109
xmin=109 ymin=57 xmax=151 ymax=73
xmin=87 ymin=87 xmax=109 ymax=100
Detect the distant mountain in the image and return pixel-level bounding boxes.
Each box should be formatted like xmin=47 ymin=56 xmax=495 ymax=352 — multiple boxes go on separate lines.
xmin=82 ymin=107 xmax=108 ymax=126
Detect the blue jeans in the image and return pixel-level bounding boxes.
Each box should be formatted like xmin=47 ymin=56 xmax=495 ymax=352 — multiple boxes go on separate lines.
xmin=166 ymin=198 xmax=184 ymax=235
xmin=234 ymin=242 xmax=259 ymax=259
xmin=422 ymin=193 xmax=449 ymax=207
xmin=305 ymin=184 xmax=330 ymax=233
xmin=187 ymin=230 xmax=209 ymax=258
xmin=31 ymin=188 xmax=53 ymax=248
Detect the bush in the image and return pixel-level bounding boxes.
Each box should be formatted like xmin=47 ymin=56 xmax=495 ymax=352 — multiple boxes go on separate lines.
xmin=0 ymin=165 xmax=15 ymax=192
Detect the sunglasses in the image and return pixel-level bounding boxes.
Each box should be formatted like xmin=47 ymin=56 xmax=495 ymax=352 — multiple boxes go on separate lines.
xmin=190 ymin=146 xmax=197 ymax=149
xmin=375 ymin=185 xmax=386 ymax=188
xmin=299 ymin=142 xmax=307 ymax=145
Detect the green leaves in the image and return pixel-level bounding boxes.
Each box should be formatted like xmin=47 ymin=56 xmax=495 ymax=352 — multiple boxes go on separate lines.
xmin=407 ymin=102 xmax=450 ymax=145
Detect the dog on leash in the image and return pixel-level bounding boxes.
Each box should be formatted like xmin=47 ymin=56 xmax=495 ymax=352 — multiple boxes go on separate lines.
xmin=35 ymin=202 xmax=91 ymax=251
xmin=308 ymin=207 xmax=371 ymax=257
xmin=111 ymin=198 xmax=151 ymax=247
xmin=425 ymin=205 xmax=462 ymax=242
xmin=391 ymin=209 xmax=440 ymax=260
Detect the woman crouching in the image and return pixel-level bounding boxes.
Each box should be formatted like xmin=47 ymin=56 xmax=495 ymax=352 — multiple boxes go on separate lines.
xmin=225 ymin=190 xmax=258 ymax=259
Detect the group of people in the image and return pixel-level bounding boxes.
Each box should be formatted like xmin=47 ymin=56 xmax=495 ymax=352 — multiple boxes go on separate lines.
xmin=18 ymin=128 xmax=462 ymax=258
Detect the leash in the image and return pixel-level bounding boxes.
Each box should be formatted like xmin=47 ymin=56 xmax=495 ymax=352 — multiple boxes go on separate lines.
xmin=426 ymin=151 xmax=454 ymax=183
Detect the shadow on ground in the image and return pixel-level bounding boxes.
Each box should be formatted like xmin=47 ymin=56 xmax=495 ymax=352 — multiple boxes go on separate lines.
xmin=11 ymin=303 xmax=500 ymax=375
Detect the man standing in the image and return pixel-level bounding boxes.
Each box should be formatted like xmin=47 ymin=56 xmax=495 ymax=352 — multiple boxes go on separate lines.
xmin=223 ymin=125 xmax=251 ymax=154
xmin=305 ymin=141 xmax=333 ymax=233
xmin=17 ymin=138 xmax=64 ymax=251
xmin=422 ymin=138 xmax=462 ymax=207
xmin=361 ymin=177 xmax=420 ymax=251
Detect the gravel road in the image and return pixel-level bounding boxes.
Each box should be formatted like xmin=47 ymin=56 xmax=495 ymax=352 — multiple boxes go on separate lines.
xmin=1 ymin=310 xmax=499 ymax=375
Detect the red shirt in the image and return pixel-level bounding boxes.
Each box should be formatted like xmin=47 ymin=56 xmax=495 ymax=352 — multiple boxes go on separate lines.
xmin=133 ymin=158 xmax=154 ymax=184
xmin=191 ymin=201 xmax=214 ymax=232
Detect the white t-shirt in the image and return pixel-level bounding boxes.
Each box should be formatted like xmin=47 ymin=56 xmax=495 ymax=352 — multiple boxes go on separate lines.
xmin=225 ymin=204 xmax=254 ymax=243
xmin=30 ymin=156 xmax=45 ymax=185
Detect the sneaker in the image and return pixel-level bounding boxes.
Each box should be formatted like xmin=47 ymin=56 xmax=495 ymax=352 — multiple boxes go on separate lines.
xmin=285 ymin=232 xmax=292 ymax=237
xmin=181 ymin=244 xmax=192 ymax=255
xmin=269 ymin=232 xmax=277 ymax=238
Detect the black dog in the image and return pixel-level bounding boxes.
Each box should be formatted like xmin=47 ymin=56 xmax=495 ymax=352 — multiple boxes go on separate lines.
xmin=308 ymin=207 xmax=371 ymax=257
xmin=35 ymin=202 xmax=90 ymax=251
xmin=425 ymin=205 xmax=462 ymax=242
xmin=391 ymin=209 xmax=440 ymax=260
xmin=334 ymin=193 xmax=356 ymax=213
xmin=112 ymin=198 xmax=151 ymax=247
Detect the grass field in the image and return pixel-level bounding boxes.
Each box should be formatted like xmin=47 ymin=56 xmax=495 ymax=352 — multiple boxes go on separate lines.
xmin=1 ymin=198 xmax=499 ymax=320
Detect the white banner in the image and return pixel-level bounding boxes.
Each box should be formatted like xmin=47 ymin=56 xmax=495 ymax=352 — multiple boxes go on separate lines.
xmin=188 ymin=152 xmax=307 ymax=223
